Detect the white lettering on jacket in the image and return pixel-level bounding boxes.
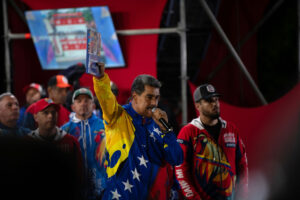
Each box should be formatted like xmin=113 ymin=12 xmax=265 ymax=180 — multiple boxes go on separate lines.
xmin=176 ymin=168 xmax=184 ymax=179
xmin=179 ymin=180 xmax=194 ymax=197
xmin=224 ymin=132 xmax=235 ymax=143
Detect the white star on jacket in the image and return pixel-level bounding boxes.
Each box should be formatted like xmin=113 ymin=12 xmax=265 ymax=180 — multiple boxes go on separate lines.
xmin=153 ymin=127 xmax=162 ymax=135
xmin=131 ymin=168 xmax=141 ymax=181
xmin=111 ymin=189 xmax=121 ymax=200
xmin=149 ymin=132 xmax=156 ymax=141
xmin=122 ymin=179 xmax=134 ymax=193
xmin=138 ymin=155 xmax=149 ymax=168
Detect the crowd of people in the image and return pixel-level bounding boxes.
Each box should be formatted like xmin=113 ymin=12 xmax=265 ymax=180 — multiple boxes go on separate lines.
xmin=0 ymin=63 xmax=248 ymax=200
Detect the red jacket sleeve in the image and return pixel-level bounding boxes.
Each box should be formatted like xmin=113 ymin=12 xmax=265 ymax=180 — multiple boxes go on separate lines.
xmin=236 ymin=133 xmax=249 ymax=199
xmin=175 ymin=125 xmax=202 ymax=200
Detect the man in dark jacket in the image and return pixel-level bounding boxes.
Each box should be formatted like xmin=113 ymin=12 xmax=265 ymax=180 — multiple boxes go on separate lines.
xmin=0 ymin=92 xmax=30 ymax=136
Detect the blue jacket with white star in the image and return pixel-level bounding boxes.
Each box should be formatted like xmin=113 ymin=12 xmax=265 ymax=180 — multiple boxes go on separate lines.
xmin=93 ymin=74 xmax=183 ymax=200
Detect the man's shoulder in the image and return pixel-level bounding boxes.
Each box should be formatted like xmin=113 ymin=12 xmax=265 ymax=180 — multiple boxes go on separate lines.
xmin=182 ymin=123 xmax=198 ymax=130
xmin=61 ymin=120 xmax=74 ymax=130
xmin=0 ymin=125 xmax=31 ymax=136
xmin=19 ymin=106 xmax=27 ymax=113
xmin=90 ymin=113 xmax=104 ymax=122
xmin=88 ymin=114 xmax=104 ymax=128
xmin=219 ymin=117 xmax=238 ymax=131
xmin=59 ymin=104 xmax=70 ymax=112
xmin=18 ymin=126 xmax=31 ymax=135
xmin=60 ymin=129 xmax=77 ymax=141
xmin=177 ymin=123 xmax=200 ymax=139
xmin=63 ymin=132 xmax=77 ymax=140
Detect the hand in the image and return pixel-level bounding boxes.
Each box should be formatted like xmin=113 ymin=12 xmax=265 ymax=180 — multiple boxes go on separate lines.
xmin=95 ymin=62 xmax=105 ymax=78
xmin=151 ymin=107 xmax=169 ymax=132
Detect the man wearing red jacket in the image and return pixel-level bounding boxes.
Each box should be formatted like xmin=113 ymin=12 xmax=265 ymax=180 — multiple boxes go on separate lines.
xmin=175 ymin=84 xmax=248 ymax=200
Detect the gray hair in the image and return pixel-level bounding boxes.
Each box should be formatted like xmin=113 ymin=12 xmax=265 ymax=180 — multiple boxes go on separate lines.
xmin=131 ymin=74 xmax=161 ymax=95
xmin=0 ymin=92 xmax=16 ymax=102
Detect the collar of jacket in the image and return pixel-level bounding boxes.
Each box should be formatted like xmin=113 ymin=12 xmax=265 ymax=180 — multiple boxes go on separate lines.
xmin=123 ymin=102 xmax=152 ymax=126
xmin=70 ymin=112 xmax=98 ymax=123
xmin=190 ymin=117 xmax=227 ymax=130
xmin=30 ymin=127 xmax=67 ymax=141
xmin=0 ymin=122 xmax=18 ymax=130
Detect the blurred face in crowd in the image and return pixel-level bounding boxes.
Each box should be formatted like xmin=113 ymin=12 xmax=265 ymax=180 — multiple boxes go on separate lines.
xmin=26 ymin=88 xmax=41 ymax=105
xmin=48 ymin=86 xmax=68 ymax=105
xmin=0 ymin=95 xmax=20 ymax=128
xmin=72 ymin=94 xmax=94 ymax=120
xmin=196 ymin=96 xmax=220 ymax=120
xmin=34 ymin=105 xmax=57 ymax=132
xmin=132 ymin=85 xmax=160 ymax=118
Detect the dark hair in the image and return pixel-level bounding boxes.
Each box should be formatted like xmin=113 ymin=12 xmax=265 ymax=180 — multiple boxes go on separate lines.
xmin=131 ymin=74 xmax=161 ymax=95
xmin=47 ymin=75 xmax=57 ymax=88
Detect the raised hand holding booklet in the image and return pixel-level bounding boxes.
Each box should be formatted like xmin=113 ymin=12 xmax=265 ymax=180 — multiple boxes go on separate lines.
xmin=86 ymin=28 xmax=103 ymax=77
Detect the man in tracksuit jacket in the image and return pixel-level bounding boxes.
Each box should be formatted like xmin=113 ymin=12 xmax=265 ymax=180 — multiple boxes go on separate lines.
xmin=61 ymin=88 xmax=107 ymax=200
xmin=93 ymin=63 xmax=183 ymax=200
xmin=175 ymin=84 xmax=248 ymax=200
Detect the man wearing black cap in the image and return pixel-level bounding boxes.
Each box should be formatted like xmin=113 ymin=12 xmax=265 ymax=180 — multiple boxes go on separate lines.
xmin=175 ymin=84 xmax=248 ymax=200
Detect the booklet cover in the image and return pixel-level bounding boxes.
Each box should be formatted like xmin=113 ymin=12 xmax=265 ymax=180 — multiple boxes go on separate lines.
xmin=86 ymin=28 xmax=103 ymax=77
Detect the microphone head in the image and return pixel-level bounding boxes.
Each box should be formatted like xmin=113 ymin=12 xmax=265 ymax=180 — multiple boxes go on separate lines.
xmin=151 ymin=107 xmax=156 ymax=113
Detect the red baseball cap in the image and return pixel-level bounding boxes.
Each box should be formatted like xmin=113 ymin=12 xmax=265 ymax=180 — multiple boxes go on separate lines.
xmin=22 ymin=83 xmax=43 ymax=94
xmin=48 ymin=75 xmax=71 ymax=88
xmin=31 ymin=98 xmax=60 ymax=114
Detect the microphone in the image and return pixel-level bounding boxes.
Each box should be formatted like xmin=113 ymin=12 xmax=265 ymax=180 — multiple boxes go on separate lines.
xmin=151 ymin=107 xmax=173 ymax=132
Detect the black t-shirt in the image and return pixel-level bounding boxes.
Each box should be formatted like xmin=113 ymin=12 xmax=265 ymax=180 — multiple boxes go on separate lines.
xmin=203 ymin=119 xmax=221 ymax=142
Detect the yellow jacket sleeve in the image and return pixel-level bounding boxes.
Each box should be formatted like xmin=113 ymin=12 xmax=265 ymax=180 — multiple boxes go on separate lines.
xmin=93 ymin=73 xmax=135 ymax=177
xmin=93 ymin=73 xmax=122 ymax=126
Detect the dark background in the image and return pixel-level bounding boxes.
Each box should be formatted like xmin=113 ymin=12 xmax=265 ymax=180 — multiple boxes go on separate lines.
xmin=0 ymin=0 xmax=298 ymax=115
xmin=157 ymin=0 xmax=298 ymax=109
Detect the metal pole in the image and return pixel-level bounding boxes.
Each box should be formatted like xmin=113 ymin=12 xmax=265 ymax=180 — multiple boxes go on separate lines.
xmin=7 ymin=0 xmax=27 ymax=24
xmin=199 ymin=0 xmax=268 ymax=105
xmin=8 ymin=33 xmax=31 ymax=40
xmin=179 ymin=0 xmax=188 ymax=125
xmin=205 ymin=0 xmax=285 ymax=83
xmin=298 ymin=0 xmax=300 ymax=81
xmin=3 ymin=0 xmax=11 ymax=92
xmin=116 ymin=27 xmax=180 ymax=35
xmin=9 ymin=27 xmax=181 ymax=40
